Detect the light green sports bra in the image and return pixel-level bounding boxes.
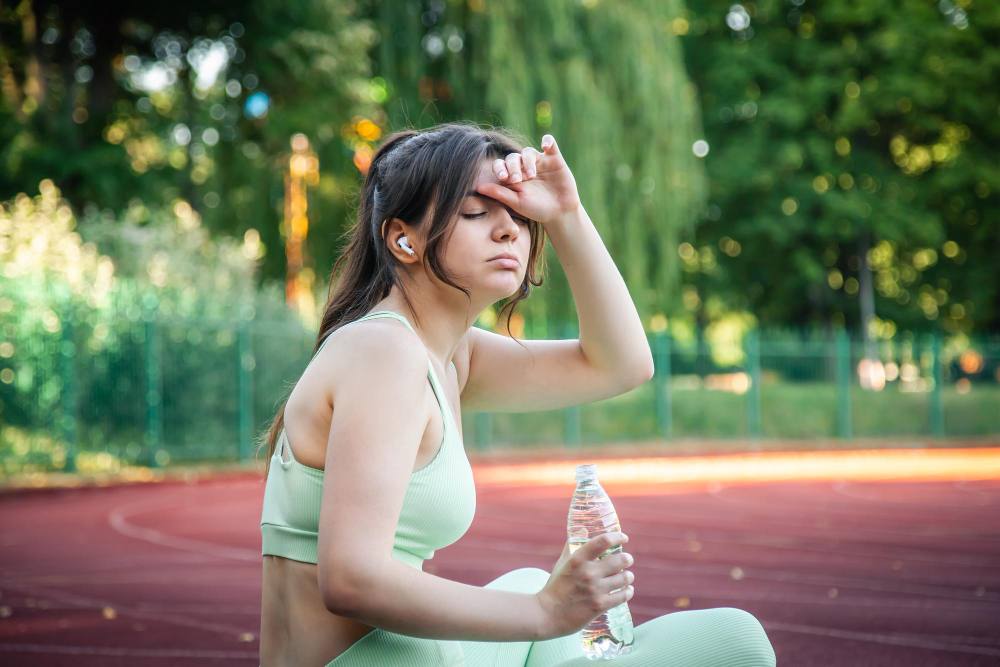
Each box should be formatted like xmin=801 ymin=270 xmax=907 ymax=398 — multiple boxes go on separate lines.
xmin=260 ymin=310 xmax=476 ymax=570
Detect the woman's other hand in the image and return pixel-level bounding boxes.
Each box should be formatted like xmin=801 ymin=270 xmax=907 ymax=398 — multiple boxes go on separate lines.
xmin=534 ymin=531 xmax=635 ymax=639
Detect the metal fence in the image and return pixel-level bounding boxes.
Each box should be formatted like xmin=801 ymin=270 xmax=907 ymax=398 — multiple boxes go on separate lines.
xmin=2 ymin=309 xmax=998 ymax=474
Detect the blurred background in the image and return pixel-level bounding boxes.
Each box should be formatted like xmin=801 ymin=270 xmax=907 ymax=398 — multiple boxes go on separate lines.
xmin=2 ymin=0 xmax=999 ymax=480
xmin=3 ymin=4 xmax=1000 ymax=665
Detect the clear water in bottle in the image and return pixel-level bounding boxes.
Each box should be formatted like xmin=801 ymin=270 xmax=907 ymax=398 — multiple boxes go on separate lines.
xmin=567 ymin=463 xmax=634 ymax=660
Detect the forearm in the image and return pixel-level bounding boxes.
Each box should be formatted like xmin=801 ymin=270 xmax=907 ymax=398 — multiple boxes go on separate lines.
xmin=545 ymin=205 xmax=654 ymax=381
xmin=338 ymin=558 xmax=551 ymax=642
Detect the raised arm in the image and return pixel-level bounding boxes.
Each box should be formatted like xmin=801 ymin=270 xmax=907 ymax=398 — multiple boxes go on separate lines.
xmin=316 ymin=323 xmax=551 ymax=642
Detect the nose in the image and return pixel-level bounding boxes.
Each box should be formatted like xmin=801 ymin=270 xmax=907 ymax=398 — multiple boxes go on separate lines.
xmin=495 ymin=210 xmax=520 ymax=240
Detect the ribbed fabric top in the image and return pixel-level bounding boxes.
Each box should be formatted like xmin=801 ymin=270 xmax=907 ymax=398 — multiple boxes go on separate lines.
xmin=260 ymin=310 xmax=476 ymax=570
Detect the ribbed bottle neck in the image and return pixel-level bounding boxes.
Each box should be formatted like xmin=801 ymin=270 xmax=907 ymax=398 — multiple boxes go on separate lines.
xmin=574 ymin=463 xmax=599 ymax=485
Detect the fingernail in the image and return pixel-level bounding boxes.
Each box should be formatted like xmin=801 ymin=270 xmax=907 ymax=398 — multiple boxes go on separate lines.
xmin=499 ymin=170 xmax=508 ymax=178
xmin=627 ymin=571 xmax=635 ymax=583
xmin=527 ymin=168 xmax=535 ymax=178
xmin=511 ymin=173 xmax=521 ymax=183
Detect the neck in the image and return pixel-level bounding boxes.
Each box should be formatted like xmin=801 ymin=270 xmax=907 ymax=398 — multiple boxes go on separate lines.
xmin=375 ymin=285 xmax=487 ymax=367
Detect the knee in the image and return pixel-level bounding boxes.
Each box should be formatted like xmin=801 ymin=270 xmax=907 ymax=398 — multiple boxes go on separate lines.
xmin=716 ymin=608 xmax=776 ymax=666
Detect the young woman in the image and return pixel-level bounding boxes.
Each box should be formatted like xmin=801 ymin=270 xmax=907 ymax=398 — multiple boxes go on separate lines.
xmin=258 ymin=122 xmax=777 ymax=666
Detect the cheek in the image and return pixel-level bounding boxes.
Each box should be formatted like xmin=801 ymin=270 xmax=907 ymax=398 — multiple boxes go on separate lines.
xmin=520 ymin=234 xmax=533 ymax=260
xmin=442 ymin=227 xmax=481 ymax=268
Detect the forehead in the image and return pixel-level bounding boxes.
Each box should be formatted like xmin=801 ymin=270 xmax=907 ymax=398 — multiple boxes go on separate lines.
xmin=465 ymin=157 xmax=508 ymax=207
xmin=475 ymin=157 xmax=501 ymax=181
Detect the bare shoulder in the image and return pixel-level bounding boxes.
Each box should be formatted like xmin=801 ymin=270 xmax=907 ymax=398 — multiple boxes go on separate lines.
xmin=321 ymin=316 xmax=429 ymax=387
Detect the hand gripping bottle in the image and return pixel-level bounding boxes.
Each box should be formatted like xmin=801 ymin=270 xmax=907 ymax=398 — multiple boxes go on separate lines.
xmin=567 ymin=463 xmax=635 ymax=659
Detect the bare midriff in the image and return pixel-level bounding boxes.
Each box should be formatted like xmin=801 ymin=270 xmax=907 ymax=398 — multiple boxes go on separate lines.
xmin=259 ymin=555 xmax=376 ymax=666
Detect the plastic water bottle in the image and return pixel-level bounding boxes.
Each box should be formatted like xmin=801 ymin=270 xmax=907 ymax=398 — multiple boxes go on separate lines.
xmin=567 ymin=463 xmax=635 ymax=659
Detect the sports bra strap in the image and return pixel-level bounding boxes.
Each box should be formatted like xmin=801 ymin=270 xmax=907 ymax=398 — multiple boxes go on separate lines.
xmin=304 ymin=310 xmax=403 ymax=370
xmin=302 ymin=309 xmax=454 ymax=418
xmin=352 ymin=311 xmax=444 ymax=386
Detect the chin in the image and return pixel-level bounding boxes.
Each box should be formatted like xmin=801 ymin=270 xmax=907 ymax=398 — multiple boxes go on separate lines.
xmin=478 ymin=278 xmax=522 ymax=300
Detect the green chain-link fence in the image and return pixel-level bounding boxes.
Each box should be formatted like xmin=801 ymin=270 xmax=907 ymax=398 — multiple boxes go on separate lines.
xmin=3 ymin=305 xmax=998 ymax=475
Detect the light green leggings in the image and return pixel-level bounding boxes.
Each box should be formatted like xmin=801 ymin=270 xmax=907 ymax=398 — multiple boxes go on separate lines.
xmin=323 ymin=567 xmax=777 ymax=666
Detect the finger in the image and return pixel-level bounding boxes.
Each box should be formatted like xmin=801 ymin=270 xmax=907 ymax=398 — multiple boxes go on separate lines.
xmin=505 ymin=152 xmax=523 ymax=184
xmin=521 ymin=147 xmax=539 ymax=179
xmin=602 ymin=569 xmax=634 ymax=595
xmin=540 ymin=134 xmax=560 ymax=157
xmin=475 ymin=181 xmax=519 ymax=210
xmin=584 ymin=532 xmax=628 ymax=561
xmin=601 ymin=551 xmax=632 ymax=576
xmin=493 ymin=158 xmax=509 ymax=181
xmin=609 ymin=585 xmax=635 ymax=609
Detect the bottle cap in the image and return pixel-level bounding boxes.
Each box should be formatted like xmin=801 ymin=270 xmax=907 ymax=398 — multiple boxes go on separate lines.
xmin=574 ymin=463 xmax=598 ymax=482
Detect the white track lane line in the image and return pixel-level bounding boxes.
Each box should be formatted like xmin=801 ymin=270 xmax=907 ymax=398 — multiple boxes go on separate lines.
xmin=472 ymin=502 xmax=1000 ymax=569
xmin=701 ymin=481 xmax=1000 ymax=554
xmin=108 ymin=495 xmax=258 ymax=562
xmin=0 ymin=643 xmax=257 ymax=659
xmin=758 ymin=620 xmax=1000 ymax=658
xmin=2 ymin=552 xmax=224 ymax=578
xmin=831 ymin=477 xmax=995 ymax=507
xmin=453 ymin=535 xmax=1000 ymax=605
xmin=952 ymin=479 xmax=997 ymax=504
xmin=620 ymin=499 xmax=1000 ymax=553
xmin=0 ymin=581 xmax=255 ymax=638
xmin=704 ymin=477 xmax=996 ymax=518
xmin=626 ymin=604 xmax=1000 ymax=650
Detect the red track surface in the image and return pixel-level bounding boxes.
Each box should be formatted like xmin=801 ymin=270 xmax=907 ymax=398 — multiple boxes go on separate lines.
xmin=1 ymin=455 xmax=999 ymax=666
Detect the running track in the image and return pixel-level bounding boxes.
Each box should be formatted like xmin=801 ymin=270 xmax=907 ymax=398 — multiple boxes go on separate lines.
xmin=1 ymin=448 xmax=999 ymax=666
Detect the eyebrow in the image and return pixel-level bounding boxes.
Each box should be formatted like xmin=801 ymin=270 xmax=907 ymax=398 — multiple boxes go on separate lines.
xmin=465 ymin=190 xmax=519 ymax=216
xmin=466 ymin=190 xmax=499 ymax=204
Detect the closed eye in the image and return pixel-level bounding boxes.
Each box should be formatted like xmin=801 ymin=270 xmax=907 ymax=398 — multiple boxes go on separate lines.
xmin=463 ymin=212 xmax=529 ymax=224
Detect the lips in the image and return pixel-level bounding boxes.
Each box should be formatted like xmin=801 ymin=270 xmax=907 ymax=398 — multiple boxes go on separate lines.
xmin=488 ymin=252 xmax=519 ymax=264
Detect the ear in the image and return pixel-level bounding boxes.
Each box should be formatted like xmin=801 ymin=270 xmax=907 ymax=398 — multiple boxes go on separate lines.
xmin=382 ymin=217 xmax=420 ymax=262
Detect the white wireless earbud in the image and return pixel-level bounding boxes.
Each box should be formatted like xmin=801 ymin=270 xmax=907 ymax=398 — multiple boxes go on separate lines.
xmin=397 ymin=236 xmax=415 ymax=256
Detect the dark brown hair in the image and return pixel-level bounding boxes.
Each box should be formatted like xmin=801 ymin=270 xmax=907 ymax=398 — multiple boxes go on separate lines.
xmin=256 ymin=121 xmax=549 ymax=478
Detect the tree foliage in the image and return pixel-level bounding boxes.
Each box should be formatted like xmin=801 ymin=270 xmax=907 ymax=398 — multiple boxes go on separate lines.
xmin=1 ymin=0 xmax=706 ymax=331
xmin=0 ymin=0 xmax=379 ymax=283
xmin=679 ymin=0 xmax=999 ymax=334
xmin=5 ymin=0 xmax=995 ymax=335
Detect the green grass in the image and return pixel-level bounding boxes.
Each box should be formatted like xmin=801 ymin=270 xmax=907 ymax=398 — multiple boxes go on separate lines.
xmin=465 ymin=378 xmax=1000 ymax=447
xmin=3 ymin=379 xmax=998 ymax=476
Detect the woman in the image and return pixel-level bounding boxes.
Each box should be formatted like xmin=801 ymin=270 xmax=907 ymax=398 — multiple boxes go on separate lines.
xmin=258 ymin=122 xmax=777 ymax=666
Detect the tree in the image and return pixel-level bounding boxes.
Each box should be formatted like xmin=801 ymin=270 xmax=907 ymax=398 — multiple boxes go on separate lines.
xmin=0 ymin=0 xmax=378 ymax=287
xmin=678 ymin=0 xmax=999 ymax=334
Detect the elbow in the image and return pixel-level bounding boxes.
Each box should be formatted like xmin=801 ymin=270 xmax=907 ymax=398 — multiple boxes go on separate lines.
xmin=322 ymin=586 xmax=358 ymax=616
xmin=321 ymin=570 xmax=371 ymax=616
xmin=629 ymin=355 xmax=656 ymax=389
xmin=617 ymin=363 xmax=653 ymax=394
xmin=640 ymin=355 xmax=655 ymax=384
xmin=631 ymin=338 xmax=655 ymax=387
